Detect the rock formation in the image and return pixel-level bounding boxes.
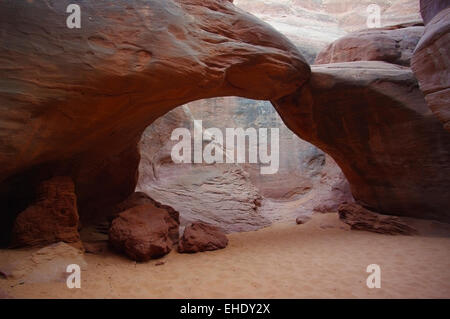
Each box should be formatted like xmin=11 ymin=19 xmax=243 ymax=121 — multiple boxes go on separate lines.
xmin=273 ymin=61 xmax=450 ymax=223
xmin=420 ymin=0 xmax=450 ymax=25
xmin=110 ymin=192 xmax=180 ymax=244
xmin=11 ymin=176 xmax=80 ymax=247
xmin=109 ymin=204 xmax=180 ymax=261
xmin=136 ymin=99 xmax=352 ymax=232
xmin=181 ymin=97 xmax=341 ymax=200
xmin=412 ymin=8 xmax=450 ymax=131
xmin=1 ymin=0 xmax=449 ymax=247
xmin=178 ymin=222 xmax=229 ymax=253
xmin=338 ymin=203 xmax=418 ymax=235
xmin=0 ymin=0 xmax=309 ymax=245
xmin=135 ymin=103 xmax=270 ymax=233
xmin=296 ymin=215 xmax=311 ymax=225
xmin=235 ymin=0 xmax=421 ymax=63
xmin=315 ymin=26 xmax=424 ymax=66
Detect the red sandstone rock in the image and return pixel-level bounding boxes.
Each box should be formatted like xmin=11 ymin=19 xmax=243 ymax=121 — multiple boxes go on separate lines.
xmin=111 ymin=192 xmax=180 ymax=244
xmin=420 ymin=0 xmax=450 ymax=25
xmin=273 ymin=61 xmax=450 ymax=223
xmin=1 ymin=0 xmax=447 ymax=242
xmin=178 ymin=222 xmax=228 ymax=253
xmin=236 ymin=0 xmax=421 ymax=63
xmin=0 ymin=0 xmax=432 ymax=241
xmin=315 ymin=26 xmax=424 ymax=66
xmin=412 ymin=8 xmax=450 ymax=132
xmin=0 ymin=0 xmax=309 ymax=241
xmin=338 ymin=203 xmax=418 ymax=235
xmin=109 ymin=204 xmax=178 ymax=261
xmin=11 ymin=177 xmax=80 ymax=247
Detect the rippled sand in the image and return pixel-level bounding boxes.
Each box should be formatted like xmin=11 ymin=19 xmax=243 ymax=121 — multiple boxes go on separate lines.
xmin=1 ymin=213 xmax=450 ymax=298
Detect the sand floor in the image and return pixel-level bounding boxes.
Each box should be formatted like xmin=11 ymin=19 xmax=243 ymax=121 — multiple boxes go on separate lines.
xmin=1 ymin=213 xmax=450 ymax=299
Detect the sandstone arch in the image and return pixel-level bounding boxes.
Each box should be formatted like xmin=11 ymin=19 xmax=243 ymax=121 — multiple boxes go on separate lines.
xmin=0 ymin=0 xmax=309 ymax=244
xmin=1 ymin=0 xmax=450 ymax=246
xmin=273 ymin=61 xmax=450 ymax=222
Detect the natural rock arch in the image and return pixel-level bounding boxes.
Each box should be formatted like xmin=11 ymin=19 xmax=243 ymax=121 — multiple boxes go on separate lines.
xmin=0 ymin=0 xmax=309 ymax=244
xmin=1 ymin=0 xmax=450 ymax=246
xmin=273 ymin=61 xmax=450 ymax=222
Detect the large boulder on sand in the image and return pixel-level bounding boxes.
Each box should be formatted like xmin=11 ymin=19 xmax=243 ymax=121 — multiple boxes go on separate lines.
xmin=110 ymin=192 xmax=180 ymax=244
xmin=178 ymin=222 xmax=228 ymax=253
xmin=109 ymin=204 xmax=179 ymax=261
xmin=412 ymin=8 xmax=450 ymax=132
xmin=315 ymin=26 xmax=424 ymax=66
xmin=11 ymin=177 xmax=80 ymax=247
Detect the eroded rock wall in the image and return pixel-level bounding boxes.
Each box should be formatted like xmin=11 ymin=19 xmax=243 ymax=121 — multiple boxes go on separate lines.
xmin=273 ymin=61 xmax=450 ymax=222
xmin=315 ymin=26 xmax=424 ymax=66
xmin=235 ymin=0 xmax=422 ymax=63
xmin=412 ymin=8 xmax=450 ymax=132
xmin=136 ymin=99 xmax=352 ymax=232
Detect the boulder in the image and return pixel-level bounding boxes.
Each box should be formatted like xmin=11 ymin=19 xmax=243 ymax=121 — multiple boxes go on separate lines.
xmin=412 ymin=8 xmax=450 ymax=132
xmin=139 ymin=165 xmax=269 ymax=233
xmin=338 ymin=203 xmax=418 ymax=235
xmin=109 ymin=204 xmax=179 ymax=261
xmin=110 ymin=192 xmax=180 ymax=244
xmin=273 ymin=61 xmax=450 ymax=223
xmin=178 ymin=222 xmax=228 ymax=253
xmin=11 ymin=176 xmax=80 ymax=247
xmin=420 ymin=0 xmax=450 ymax=25
xmin=315 ymin=26 xmax=424 ymax=66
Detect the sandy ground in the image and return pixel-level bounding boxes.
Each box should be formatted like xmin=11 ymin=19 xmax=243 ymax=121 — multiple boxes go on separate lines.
xmin=1 ymin=213 xmax=450 ymax=299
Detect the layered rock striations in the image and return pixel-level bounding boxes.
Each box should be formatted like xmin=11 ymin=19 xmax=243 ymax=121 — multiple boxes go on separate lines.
xmin=235 ymin=0 xmax=422 ymax=63
xmin=315 ymin=26 xmax=424 ymax=66
xmin=136 ymin=99 xmax=352 ymax=232
xmin=412 ymin=8 xmax=450 ymax=131
xmin=338 ymin=203 xmax=418 ymax=235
